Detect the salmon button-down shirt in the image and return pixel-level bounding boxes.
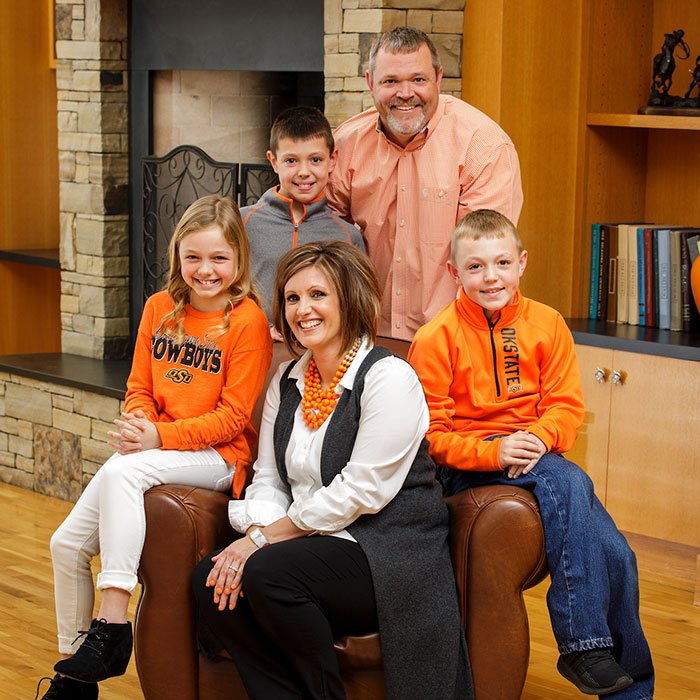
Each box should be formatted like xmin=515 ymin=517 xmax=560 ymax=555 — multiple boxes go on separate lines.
xmin=327 ymin=94 xmax=523 ymax=340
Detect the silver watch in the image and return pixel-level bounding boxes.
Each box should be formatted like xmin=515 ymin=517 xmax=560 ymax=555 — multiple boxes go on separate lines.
xmin=249 ymin=527 xmax=270 ymax=549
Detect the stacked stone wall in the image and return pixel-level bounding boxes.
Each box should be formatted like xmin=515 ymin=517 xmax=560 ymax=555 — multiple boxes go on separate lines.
xmin=0 ymin=372 xmax=122 ymax=502
xmin=55 ymin=0 xmax=130 ymax=360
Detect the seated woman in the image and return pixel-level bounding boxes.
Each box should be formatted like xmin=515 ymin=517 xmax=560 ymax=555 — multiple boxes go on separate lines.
xmin=192 ymin=241 xmax=473 ymax=700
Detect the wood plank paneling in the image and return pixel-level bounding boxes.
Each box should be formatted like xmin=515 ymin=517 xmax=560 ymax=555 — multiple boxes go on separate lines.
xmin=566 ymin=344 xmax=613 ymax=502
xmin=462 ymin=0 xmax=586 ymax=317
xmin=605 ymin=350 xmax=700 ymax=547
xmin=0 ymin=0 xmax=61 ymax=354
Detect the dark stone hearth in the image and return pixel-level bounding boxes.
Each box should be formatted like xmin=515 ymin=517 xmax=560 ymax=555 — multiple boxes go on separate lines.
xmin=55 ymin=4 xmax=73 ymax=41
xmin=360 ymin=33 xmax=378 ymax=74
xmin=34 ymin=426 xmax=83 ymax=503
xmin=103 ymin=337 xmax=131 ymax=361
xmin=104 ymin=185 xmax=128 ymax=215
xmin=101 ymin=70 xmax=124 ymax=88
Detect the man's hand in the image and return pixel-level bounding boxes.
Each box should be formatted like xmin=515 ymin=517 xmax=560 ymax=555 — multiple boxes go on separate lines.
xmin=498 ymin=431 xmax=547 ymax=479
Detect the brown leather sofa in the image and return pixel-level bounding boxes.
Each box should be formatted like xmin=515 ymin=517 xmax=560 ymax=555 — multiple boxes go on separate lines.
xmin=135 ymin=338 xmax=548 ymax=700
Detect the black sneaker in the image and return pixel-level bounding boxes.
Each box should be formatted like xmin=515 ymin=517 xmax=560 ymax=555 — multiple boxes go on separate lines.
xmin=53 ymin=618 xmax=133 ymax=682
xmin=34 ymin=674 xmax=98 ymax=700
xmin=557 ymin=649 xmax=634 ymax=695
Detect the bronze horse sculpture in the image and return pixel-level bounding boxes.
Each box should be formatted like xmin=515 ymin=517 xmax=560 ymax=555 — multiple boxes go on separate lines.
xmin=685 ymin=55 xmax=700 ymax=99
xmin=652 ymin=29 xmax=690 ymax=95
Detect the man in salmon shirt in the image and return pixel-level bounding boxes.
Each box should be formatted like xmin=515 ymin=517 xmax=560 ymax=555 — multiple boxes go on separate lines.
xmin=326 ymin=26 xmax=523 ymax=340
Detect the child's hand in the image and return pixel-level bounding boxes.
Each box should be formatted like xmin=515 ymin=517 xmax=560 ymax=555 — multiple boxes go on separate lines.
xmin=107 ymin=410 xmax=162 ymax=454
xmin=269 ymin=325 xmax=284 ymax=342
xmin=498 ymin=431 xmax=547 ymax=479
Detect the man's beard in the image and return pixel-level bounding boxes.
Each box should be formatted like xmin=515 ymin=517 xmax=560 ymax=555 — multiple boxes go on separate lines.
xmin=384 ymin=100 xmax=427 ymax=135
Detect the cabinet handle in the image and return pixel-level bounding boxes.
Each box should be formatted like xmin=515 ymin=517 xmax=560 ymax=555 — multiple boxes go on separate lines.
xmin=594 ymin=367 xmax=608 ymax=383
xmin=611 ymin=369 xmax=626 ymax=386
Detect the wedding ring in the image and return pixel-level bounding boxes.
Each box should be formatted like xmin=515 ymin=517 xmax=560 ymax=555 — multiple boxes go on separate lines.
xmin=229 ymin=565 xmax=239 ymax=572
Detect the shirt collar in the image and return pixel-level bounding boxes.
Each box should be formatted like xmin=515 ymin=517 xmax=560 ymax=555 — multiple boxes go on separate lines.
xmin=269 ymin=185 xmax=329 ymax=224
xmin=456 ymin=289 xmax=523 ymax=328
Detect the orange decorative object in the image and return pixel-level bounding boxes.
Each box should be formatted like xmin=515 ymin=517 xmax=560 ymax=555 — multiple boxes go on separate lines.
xmin=692 ymin=256 xmax=700 ymax=317
xmin=302 ymin=338 xmax=361 ymax=430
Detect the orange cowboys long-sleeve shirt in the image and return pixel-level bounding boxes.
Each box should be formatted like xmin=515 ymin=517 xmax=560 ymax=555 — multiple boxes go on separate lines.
xmin=407 ymin=291 xmax=585 ymax=471
xmin=125 ymin=291 xmax=272 ymax=496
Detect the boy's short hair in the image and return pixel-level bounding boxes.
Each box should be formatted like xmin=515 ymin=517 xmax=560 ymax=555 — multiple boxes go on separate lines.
xmin=269 ymin=106 xmax=334 ymax=156
xmin=451 ymin=209 xmax=523 ymax=262
xmin=368 ymin=26 xmax=441 ymax=80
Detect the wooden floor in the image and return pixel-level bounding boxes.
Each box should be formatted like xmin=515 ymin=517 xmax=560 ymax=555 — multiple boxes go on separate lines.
xmin=1 ymin=482 xmax=699 ymax=700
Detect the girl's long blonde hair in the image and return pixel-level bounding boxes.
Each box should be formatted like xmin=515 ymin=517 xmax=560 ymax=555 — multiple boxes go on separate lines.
xmin=159 ymin=195 xmax=259 ymax=342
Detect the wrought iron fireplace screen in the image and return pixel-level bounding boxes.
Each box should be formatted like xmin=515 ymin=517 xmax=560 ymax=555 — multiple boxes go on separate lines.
xmin=141 ymin=144 xmax=278 ymax=303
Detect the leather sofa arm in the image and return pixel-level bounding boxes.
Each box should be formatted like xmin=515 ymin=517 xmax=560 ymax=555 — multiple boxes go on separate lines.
xmin=446 ymin=484 xmax=548 ymax=699
xmin=136 ymin=485 xmax=233 ymax=700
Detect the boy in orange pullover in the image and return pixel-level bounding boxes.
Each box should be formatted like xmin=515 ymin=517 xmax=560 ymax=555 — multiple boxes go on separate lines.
xmin=408 ymin=210 xmax=654 ymax=699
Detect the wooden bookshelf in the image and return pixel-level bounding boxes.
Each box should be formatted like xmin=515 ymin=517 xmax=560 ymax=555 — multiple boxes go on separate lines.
xmin=0 ymin=1 xmax=61 ymax=354
xmin=587 ymin=112 xmax=700 ymax=130
xmin=462 ymin=0 xmax=700 ymax=319
xmin=0 ymin=248 xmax=60 ymax=268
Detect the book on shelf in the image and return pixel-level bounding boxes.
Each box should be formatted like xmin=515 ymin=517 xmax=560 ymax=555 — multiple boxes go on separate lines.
xmin=681 ymin=230 xmax=700 ymax=332
xmin=605 ymin=224 xmax=619 ymax=324
xmin=627 ymin=224 xmax=639 ymax=325
xmin=656 ymin=229 xmax=671 ymax=330
xmin=615 ymin=223 xmax=646 ymax=325
xmin=588 ymin=222 xmax=700 ymax=331
xmin=637 ymin=226 xmax=646 ymax=326
xmin=643 ymin=228 xmax=656 ymax=328
xmin=588 ymin=223 xmax=600 ymax=319
xmin=616 ymin=224 xmax=628 ymax=324
xmin=670 ymin=230 xmax=682 ymax=332
xmin=595 ymin=223 xmax=611 ymax=321
xmin=642 ymin=225 xmax=677 ymax=329
xmin=688 ymin=234 xmax=700 ymax=266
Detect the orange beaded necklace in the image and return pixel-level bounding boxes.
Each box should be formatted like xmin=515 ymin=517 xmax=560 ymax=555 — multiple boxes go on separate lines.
xmin=301 ymin=338 xmax=362 ymax=430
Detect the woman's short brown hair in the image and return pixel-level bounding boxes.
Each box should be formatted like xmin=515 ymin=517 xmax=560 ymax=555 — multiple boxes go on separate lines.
xmin=272 ymin=240 xmax=381 ymax=358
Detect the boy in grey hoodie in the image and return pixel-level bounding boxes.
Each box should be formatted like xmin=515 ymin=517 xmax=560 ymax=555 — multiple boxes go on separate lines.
xmin=241 ymin=107 xmax=365 ymax=327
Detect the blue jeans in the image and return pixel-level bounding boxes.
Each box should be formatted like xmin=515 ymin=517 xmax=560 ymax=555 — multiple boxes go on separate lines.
xmin=440 ymin=451 xmax=654 ymax=699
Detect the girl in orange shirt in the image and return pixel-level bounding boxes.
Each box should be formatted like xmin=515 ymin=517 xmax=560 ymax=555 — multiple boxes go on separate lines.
xmin=38 ymin=196 xmax=272 ymax=700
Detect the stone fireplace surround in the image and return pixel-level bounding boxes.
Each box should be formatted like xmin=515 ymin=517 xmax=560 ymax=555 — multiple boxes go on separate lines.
xmin=57 ymin=0 xmax=465 ymax=361
xmin=0 ymin=0 xmax=464 ymax=496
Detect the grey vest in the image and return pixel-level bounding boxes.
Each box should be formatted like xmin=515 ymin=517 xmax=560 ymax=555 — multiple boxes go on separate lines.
xmin=274 ymin=346 xmax=473 ymax=700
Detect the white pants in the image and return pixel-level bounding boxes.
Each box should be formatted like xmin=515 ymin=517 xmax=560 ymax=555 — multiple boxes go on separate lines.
xmin=50 ymin=447 xmax=233 ymax=654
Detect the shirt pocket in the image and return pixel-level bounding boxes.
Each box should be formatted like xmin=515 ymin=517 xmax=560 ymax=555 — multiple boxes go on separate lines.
xmin=418 ymin=186 xmax=457 ymax=247
xmin=419 ymin=185 xmax=453 ymax=206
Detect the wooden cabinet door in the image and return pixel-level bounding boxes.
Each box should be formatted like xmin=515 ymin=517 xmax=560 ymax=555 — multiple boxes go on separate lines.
xmin=605 ymin=351 xmax=700 ymax=547
xmin=568 ymin=344 xmax=613 ymax=503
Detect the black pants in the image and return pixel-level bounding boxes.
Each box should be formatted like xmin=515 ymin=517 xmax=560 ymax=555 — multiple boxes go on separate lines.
xmin=192 ymin=536 xmax=378 ymax=700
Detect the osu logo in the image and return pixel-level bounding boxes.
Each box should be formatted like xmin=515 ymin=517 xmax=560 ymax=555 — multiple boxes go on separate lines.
xmin=165 ymin=368 xmax=193 ymax=384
